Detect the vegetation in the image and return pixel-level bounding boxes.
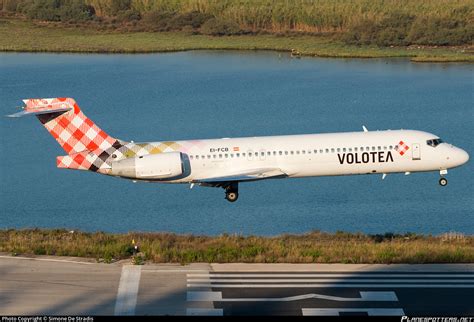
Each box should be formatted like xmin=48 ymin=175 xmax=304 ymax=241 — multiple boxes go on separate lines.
xmin=1 ymin=18 xmax=472 ymax=62
xmin=0 ymin=0 xmax=473 ymax=46
xmin=1 ymin=229 xmax=473 ymax=264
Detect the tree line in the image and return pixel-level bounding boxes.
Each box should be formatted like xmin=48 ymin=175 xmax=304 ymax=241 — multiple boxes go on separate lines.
xmin=1 ymin=0 xmax=473 ymax=46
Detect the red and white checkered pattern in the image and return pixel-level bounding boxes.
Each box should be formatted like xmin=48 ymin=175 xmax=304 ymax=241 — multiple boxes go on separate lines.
xmin=395 ymin=140 xmax=410 ymax=156
xmin=25 ymin=98 xmax=116 ymax=155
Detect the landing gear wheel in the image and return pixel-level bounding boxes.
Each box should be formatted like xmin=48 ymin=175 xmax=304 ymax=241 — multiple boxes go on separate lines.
xmin=225 ymin=191 xmax=239 ymax=202
xmin=439 ymin=177 xmax=448 ymax=186
xmin=224 ymin=182 xmax=239 ymax=202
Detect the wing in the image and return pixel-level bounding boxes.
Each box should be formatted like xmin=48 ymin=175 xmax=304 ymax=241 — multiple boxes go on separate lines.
xmin=196 ymin=168 xmax=288 ymax=186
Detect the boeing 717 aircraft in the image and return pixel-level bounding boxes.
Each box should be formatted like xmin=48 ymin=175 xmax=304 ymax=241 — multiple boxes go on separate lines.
xmin=9 ymin=98 xmax=469 ymax=202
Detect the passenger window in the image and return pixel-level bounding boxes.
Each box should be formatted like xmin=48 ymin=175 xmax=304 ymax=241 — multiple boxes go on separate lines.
xmin=213 ymin=155 xmax=216 ymax=159
xmin=330 ymin=148 xmax=334 ymax=153
xmin=236 ymin=153 xmax=240 ymax=157
xmin=290 ymin=151 xmax=294 ymax=155
xmin=366 ymin=147 xmax=370 ymax=151
xmin=285 ymin=151 xmax=288 ymax=155
xmin=302 ymin=150 xmax=305 ymax=154
xmin=201 ymin=155 xmax=205 ymax=159
xmin=190 ymin=155 xmax=194 ymax=160
xmin=230 ymin=154 xmax=233 ymax=158
xmin=343 ymin=148 xmax=346 ymax=152
xmin=337 ymin=148 xmax=341 ymax=152
xmin=273 ymin=151 xmax=277 ymax=155
xmin=261 ymin=152 xmax=265 ymax=156
xmin=378 ymin=146 xmax=381 ymax=151
xmin=196 ymin=155 xmax=199 ymax=160
xmin=219 ymin=154 xmax=222 ymax=158
xmin=225 ymin=154 xmax=228 ymax=158
xmin=372 ymin=146 xmax=376 ymax=151
xmin=314 ymin=150 xmax=318 ymax=154
xmin=242 ymin=153 xmax=246 ymax=157
xmin=389 ymin=145 xmax=393 ymax=150
xmin=383 ymin=146 xmax=387 ymax=150
xmin=349 ymin=148 xmax=352 ymax=152
xmin=320 ymin=149 xmax=323 ymax=153
xmin=354 ymin=147 xmax=358 ymax=152
xmin=249 ymin=152 xmax=252 ymax=157
xmin=267 ymin=151 xmax=271 ymax=156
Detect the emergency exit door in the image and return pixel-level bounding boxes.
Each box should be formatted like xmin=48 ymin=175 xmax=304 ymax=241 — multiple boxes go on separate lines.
xmin=412 ymin=143 xmax=421 ymax=160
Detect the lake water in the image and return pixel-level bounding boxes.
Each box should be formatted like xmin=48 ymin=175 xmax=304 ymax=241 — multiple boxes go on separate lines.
xmin=0 ymin=52 xmax=473 ymax=235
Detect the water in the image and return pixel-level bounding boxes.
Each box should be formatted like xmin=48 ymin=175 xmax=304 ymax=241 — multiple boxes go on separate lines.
xmin=0 ymin=52 xmax=473 ymax=235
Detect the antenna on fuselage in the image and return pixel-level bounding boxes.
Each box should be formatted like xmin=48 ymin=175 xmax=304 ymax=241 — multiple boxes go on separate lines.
xmin=362 ymin=125 xmax=368 ymax=132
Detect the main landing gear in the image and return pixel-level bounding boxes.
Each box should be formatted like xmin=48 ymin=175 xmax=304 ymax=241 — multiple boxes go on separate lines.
xmin=439 ymin=169 xmax=448 ymax=187
xmin=224 ymin=182 xmax=239 ymax=202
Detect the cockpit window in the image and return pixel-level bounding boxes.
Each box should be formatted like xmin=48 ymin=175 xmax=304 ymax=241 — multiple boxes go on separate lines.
xmin=426 ymin=138 xmax=443 ymax=147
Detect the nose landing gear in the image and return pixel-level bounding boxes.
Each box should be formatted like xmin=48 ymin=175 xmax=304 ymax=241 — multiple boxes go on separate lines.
xmin=439 ymin=169 xmax=448 ymax=186
xmin=439 ymin=177 xmax=448 ymax=186
xmin=224 ymin=182 xmax=239 ymax=202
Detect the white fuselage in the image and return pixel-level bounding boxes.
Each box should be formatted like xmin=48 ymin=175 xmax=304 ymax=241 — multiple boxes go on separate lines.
xmin=126 ymin=129 xmax=468 ymax=183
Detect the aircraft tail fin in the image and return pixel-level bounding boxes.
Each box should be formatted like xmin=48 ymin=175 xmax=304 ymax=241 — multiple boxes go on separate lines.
xmin=9 ymin=98 xmax=119 ymax=155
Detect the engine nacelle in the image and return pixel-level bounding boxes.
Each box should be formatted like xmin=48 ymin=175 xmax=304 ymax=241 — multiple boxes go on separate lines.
xmin=110 ymin=152 xmax=184 ymax=179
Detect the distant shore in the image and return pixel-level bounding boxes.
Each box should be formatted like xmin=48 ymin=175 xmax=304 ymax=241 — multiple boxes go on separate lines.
xmin=1 ymin=229 xmax=472 ymax=264
xmin=1 ymin=18 xmax=473 ymax=62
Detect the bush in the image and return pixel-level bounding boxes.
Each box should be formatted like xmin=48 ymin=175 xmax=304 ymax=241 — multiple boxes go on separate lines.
xmin=23 ymin=0 xmax=94 ymax=22
xmin=117 ymin=9 xmax=140 ymax=22
xmin=200 ymin=17 xmax=241 ymax=36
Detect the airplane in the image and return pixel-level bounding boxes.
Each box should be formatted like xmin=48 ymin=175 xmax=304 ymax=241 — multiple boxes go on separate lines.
xmin=8 ymin=97 xmax=469 ymax=202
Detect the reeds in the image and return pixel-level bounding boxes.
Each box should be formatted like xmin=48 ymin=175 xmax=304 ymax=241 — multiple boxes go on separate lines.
xmin=1 ymin=229 xmax=472 ymax=264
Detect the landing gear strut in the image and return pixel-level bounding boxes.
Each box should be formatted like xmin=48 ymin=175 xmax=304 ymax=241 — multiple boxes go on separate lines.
xmin=439 ymin=169 xmax=448 ymax=187
xmin=224 ymin=182 xmax=239 ymax=202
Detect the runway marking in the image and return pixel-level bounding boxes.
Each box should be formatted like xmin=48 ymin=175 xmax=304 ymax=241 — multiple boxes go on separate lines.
xmin=141 ymin=269 xmax=209 ymax=273
xmin=114 ymin=265 xmax=142 ymax=316
xmin=0 ymin=255 xmax=95 ymax=265
xmin=186 ymin=308 xmax=223 ymax=316
xmin=187 ymin=283 xmax=474 ymax=288
xmin=301 ymin=308 xmax=405 ymax=316
xmin=187 ymin=273 xmax=474 ymax=278
xmin=187 ymin=291 xmax=398 ymax=302
xmin=302 ymin=308 xmax=405 ymax=316
xmin=187 ymin=278 xmax=473 ymax=283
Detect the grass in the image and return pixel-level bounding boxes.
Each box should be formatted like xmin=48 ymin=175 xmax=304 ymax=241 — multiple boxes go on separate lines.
xmin=1 ymin=18 xmax=473 ymax=62
xmin=1 ymin=229 xmax=473 ymax=264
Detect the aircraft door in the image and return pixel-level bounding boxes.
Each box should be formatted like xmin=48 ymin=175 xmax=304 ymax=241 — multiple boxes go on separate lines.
xmin=259 ymin=149 xmax=266 ymax=161
xmin=412 ymin=143 xmax=421 ymax=160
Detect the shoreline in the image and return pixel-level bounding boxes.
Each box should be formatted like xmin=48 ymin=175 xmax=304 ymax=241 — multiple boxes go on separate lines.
xmin=1 ymin=18 xmax=472 ymax=63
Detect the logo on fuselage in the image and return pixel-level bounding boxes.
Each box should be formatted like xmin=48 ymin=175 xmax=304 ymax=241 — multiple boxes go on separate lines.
xmin=337 ymin=151 xmax=394 ymax=165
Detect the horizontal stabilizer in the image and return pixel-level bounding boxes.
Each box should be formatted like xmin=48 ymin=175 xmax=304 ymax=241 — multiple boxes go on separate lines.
xmin=7 ymin=98 xmax=74 ymax=118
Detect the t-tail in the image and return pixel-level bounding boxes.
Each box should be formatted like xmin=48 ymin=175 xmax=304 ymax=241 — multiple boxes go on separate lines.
xmin=8 ymin=98 xmax=123 ymax=172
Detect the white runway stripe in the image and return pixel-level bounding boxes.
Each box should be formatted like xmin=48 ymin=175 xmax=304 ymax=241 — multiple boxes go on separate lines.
xmin=187 ymin=283 xmax=474 ymax=288
xmin=114 ymin=265 xmax=142 ymax=316
xmin=187 ymin=278 xmax=473 ymax=283
xmin=187 ymin=273 xmax=474 ymax=278
xmin=187 ymin=291 xmax=398 ymax=302
xmin=302 ymin=308 xmax=405 ymax=316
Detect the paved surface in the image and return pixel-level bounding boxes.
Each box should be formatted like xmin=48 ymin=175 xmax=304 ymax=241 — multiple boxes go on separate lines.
xmin=0 ymin=256 xmax=473 ymax=316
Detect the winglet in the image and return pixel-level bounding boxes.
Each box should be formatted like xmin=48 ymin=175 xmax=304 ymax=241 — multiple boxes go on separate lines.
xmin=362 ymin=125 xmax=368 ymax=132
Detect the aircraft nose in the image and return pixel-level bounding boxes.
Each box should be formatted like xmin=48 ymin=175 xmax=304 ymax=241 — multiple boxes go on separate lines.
xmin=458 ymin=149 xmax=469 ymax=165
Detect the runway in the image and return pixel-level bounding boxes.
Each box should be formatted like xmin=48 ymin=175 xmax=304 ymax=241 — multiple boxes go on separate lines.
xmin=0 ymin=255 xmax=473 ymax=316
